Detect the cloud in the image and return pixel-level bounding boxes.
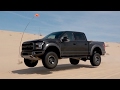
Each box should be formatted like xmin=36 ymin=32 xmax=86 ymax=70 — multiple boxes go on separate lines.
xmin=6 ymin=11 xmax=31 ymax=20
xmin=5 ymin=11 xmax=42 ymax=22
xmin=3 ymin=11 xmax=120 ymax=42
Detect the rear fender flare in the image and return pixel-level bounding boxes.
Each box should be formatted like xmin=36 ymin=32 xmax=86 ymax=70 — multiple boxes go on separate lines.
xmin=90 ymin=45 xmax=102 ymax=56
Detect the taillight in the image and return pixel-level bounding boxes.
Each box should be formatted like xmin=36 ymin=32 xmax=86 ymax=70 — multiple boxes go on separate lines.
xmin=103 ymin=43 xmax=105 ymax=49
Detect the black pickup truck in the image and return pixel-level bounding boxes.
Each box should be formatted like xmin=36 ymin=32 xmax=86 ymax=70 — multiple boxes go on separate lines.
xmin=21 ymin=31 xmax=106 ymax=69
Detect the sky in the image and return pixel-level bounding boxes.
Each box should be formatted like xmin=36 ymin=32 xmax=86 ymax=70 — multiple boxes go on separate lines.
xmin=0 ymin=11 xmax=120 ymax=42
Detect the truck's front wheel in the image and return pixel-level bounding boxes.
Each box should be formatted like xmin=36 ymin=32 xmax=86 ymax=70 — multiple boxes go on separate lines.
xmin=24 ymin=59 xmax=38 ymax=67
xmin=69 ymin=58 xmax=79 ymax=65
xmin=90 ymin=53 xmax=101 ymax=66
xmin=42 ymin=52 xmax=58 ymax=69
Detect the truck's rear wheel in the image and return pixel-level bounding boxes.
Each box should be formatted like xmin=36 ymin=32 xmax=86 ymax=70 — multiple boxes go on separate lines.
xmin=69 ymin=58 xmax=79 ymax=65
xmin=24 ymin=59 xmax=38 ymax=67
xmin=90 ymin=53 xmax=101 ymax=66
xmin=42 ymin=52 xmax=58 ymax=69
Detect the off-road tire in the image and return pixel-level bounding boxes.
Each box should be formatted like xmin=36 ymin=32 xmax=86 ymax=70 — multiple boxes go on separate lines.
xmin=69 ymin=58 xmax=79 ymax=65
xmin=24 ymin=59 xmax=38 ymax=67
xmin=90 ymin=53 xmax=101 ymax=66
xmin=42 ymin=52 xmax=58 ymax=69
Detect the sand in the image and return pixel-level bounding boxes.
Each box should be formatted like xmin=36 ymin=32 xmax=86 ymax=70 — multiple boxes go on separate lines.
xmin=0 ymin=30 xmax=120 ymax=79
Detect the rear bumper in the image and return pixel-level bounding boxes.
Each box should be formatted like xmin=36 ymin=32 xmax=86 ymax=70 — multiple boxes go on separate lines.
xmin=102 ymin=51 xmax=106 ymax=55
xmin=21 ymin=51 xmax=45 ymax=60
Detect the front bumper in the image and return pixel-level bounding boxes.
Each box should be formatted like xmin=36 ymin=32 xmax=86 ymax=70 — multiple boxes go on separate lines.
xmin=21 ymin=51 xmax=45 ymax=60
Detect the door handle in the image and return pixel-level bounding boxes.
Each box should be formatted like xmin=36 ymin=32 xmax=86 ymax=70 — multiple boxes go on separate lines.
xmin=85 ymin=43 xmax=87 ymax=45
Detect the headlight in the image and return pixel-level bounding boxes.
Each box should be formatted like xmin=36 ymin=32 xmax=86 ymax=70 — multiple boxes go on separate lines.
xmin=35 ymin=42 xmax=44 ymax=49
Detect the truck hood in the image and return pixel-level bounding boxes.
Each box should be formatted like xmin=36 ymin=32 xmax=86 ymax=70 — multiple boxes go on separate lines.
xmin=23 ymin=39 xmax=44 ymax=43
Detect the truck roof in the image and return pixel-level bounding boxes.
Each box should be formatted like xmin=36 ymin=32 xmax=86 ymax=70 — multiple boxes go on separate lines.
xmin=52 ymin=31 xmax=84 ymax=33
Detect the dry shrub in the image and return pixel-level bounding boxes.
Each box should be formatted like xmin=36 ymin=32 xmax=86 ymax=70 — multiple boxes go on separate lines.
xmin=9 ymin=34 xmax=12 ymax=36
xmin=106 ymin=53 xmax=109 ymax=55
xmin=105 ymin=44 xmax=109 ymax=47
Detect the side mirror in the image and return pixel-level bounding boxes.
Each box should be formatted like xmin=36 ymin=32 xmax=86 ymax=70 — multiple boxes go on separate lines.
xmin=61 ymin=37 xmax=70 ymax=42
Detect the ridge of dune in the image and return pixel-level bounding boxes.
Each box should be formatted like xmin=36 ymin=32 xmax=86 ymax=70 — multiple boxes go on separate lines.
xmin=0 ymin=29 xmax=120 ymax=79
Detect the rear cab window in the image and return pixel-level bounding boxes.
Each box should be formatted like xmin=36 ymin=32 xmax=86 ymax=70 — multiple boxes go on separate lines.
xmin=73 ymin=32 xmax=87 ymax=41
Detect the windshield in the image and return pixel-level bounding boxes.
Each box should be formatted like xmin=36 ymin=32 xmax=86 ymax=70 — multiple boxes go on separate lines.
xmin=43 ymin=31 xmax=64 ymax=39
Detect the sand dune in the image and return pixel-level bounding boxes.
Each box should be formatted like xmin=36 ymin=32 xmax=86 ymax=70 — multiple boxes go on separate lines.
xmin=0 ymin=30 xmax=120 ymax=79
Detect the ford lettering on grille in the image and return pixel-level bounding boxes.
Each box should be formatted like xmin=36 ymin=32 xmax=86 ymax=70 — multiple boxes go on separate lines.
xmin=22 ymin=42 xmax=34 ymax=50
xmin=23 ymin=45 xmax=32 ymax=48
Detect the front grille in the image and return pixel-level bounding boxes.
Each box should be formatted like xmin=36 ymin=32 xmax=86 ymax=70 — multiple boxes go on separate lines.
xmin=22 ymin=42 xmax=34 ymax=50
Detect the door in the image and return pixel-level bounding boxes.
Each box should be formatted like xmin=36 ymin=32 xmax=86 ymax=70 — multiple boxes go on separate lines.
xmin=60 ymin=31 xmax=77 ymax=56
xmin=73 ymin=32 xmax=89 ymax=55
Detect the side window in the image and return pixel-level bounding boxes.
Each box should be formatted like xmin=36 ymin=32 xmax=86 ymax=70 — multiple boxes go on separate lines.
xmin=47 ymin=35 xmax=55 ymax=39
xmin=74 ymin=32 xmax=86 ymax=41
xmin=62 ymin=32 xmax=74 ymax=41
